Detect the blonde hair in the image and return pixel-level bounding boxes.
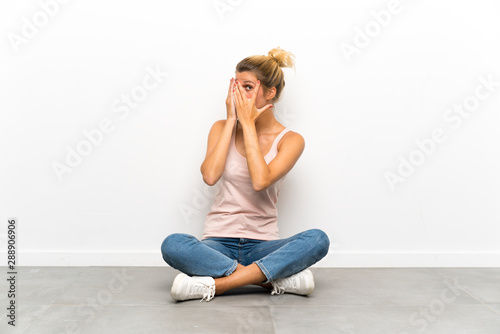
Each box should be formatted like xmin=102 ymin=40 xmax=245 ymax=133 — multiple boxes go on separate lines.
xmin=236 ymin=46 xmax=295 ymax=103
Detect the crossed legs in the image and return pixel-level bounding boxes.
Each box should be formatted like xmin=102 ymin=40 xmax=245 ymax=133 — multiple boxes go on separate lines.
xmin=161 ymin=229 xmax=330 ymax=298
xmin=214 ymin=263 xmax=271 ymax=295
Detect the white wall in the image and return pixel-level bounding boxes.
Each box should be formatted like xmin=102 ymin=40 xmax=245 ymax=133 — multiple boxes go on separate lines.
xmin=1 ymin=0 xmax=499 ymax=267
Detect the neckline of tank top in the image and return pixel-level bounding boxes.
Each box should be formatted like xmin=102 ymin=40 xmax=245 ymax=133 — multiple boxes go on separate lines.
xmin=232 ymin=124 xmax=290 ymax=160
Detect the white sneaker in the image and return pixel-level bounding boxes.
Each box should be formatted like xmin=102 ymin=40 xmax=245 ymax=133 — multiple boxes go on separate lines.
xmin=270 ymin=269 xmax=315 ymax=296
xmin=170 ymin=273 xmax=216 ymax=302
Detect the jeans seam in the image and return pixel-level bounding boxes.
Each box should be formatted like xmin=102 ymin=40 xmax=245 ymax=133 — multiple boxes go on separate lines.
xmin=224 ymin=260 xmax=238 ymax=277
xmin=254 ymin=260 xmax=272 ymax=284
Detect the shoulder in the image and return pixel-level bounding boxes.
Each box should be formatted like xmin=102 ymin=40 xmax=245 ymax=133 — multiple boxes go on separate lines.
xmin=212 ymin=119 xmax=227 ymax=129
xmin=278 ymin=129 xmax=305 ymax=152
xmin=208 ymin=119 xmax=230 ymax=135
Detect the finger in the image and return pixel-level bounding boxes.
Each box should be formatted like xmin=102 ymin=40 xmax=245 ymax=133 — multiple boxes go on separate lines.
xmin=251 ymin=80 xmax=260 ymax=103
xmin=258 ymin=104 xmax=273 ymax=113
xmin=234 ymin=80 xmax=244 ymax=103
xmin=229 ymin=77 xmax=233 ymax=91
xmin=228 ymin=77 xmax=236 ymax=98
xmin=232 ymin=85 xmax=241 ymax=106
xmin=237 ymin=80 xmax=250 ymax=103
xmin=229 ymin=78 xmax=235 ymax=100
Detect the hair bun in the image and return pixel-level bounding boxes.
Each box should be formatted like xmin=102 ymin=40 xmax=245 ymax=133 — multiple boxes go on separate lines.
xmin=268 ymin=46 xmax=295 ymax=70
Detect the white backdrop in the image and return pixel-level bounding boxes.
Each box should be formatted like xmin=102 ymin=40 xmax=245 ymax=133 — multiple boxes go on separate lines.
xmin=1 ymin=0 xmax=499 ymax=266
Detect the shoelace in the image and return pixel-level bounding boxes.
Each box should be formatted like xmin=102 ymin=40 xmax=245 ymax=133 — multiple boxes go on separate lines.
xmin=190 ymin=282 xmax=215 ymax=302
xmin=271 ymin=276 xmax=297 ymax=295
xmin=271 ymin=284 xmax=284 ymax=295
xmin=200 ymin=284 xmax=216 ymax=302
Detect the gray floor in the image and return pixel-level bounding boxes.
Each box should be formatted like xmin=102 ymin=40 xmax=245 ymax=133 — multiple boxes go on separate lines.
xmin=1 ymin=267 xmax=499 ymax=334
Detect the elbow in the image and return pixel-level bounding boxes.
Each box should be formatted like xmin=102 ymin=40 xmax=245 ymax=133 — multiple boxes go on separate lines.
xmin=202 ymin=173 xmax=218 ymax=186
xmin=253 ymin=186 xmax=265 ymax=192
xmin=200 ymin=164 xmax=217 ymax=186
xmin=252 ymin=179 xmax=269 ymax=192
xmin=205 ymin=178 xmax=218 ymax=187
xmin=201 ymin=169 xmax=219 ymax=186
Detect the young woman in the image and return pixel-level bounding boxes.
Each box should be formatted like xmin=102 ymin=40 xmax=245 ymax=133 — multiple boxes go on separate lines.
xmin=161 ymin=47 xmax=330 ymax=302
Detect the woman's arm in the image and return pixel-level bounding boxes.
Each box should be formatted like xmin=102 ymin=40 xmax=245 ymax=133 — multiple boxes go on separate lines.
xmin=240 ymin=122 xmax=305 ymax=192
xmin=200 ymin=118 xmax=237 ymax=186
xmin=200 ymin=78 xmax=238 ymax=186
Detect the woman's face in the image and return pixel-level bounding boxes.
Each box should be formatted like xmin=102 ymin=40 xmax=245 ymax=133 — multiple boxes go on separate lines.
xmin=234 ymin=71 xmax=273 ymax=108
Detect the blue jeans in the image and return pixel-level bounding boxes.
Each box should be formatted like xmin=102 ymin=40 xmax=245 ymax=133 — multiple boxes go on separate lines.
xmin=160 ymin=229 xmax=330 ymax=284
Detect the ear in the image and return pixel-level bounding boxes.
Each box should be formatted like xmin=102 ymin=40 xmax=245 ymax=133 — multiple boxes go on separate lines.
xmin=265 ymin=87 xmax=276 ymax=101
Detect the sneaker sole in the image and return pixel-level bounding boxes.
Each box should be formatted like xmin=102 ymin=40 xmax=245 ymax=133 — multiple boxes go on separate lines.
xmin=170 ymin=273 xmax=188 ymax=301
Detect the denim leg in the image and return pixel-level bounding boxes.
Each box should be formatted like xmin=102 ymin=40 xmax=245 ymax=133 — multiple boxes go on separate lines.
xmin=244 ymin=229 xmax=330 ymax=283
xmin=161 ymin=233 xmax=238 ymax=278
xmin=202 ymin=237 xmax=241 ymax=261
